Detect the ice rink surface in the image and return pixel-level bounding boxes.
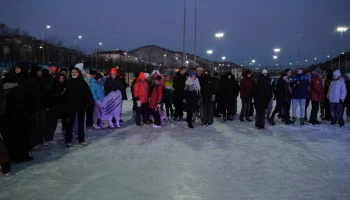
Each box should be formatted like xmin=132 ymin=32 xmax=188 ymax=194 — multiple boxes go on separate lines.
xmin=1 ymin=89 xmax=350 ymax=200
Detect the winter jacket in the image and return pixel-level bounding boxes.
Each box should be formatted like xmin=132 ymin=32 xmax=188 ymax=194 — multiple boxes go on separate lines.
xmin=211 ymin=76 xmax=220 ymax=96
xmin=46 ymin=76 xmax=67 ymax=108
xmin=275 ymin=77 xmax=292 ymax=103
xmin=65 ymin=76 xmax=94 ymax=112
xmin=309 ymin=73 xmax=324 ymax=102
xmin=149 ymin=83 xmax=163 ymax=109
xmin=327 ymin=78 xmax=347 ymax=103
xmin=218 ymin=73 xmax=240 ymax=104
xmin=173 ymin=72 xmax=187 ymax=101
xmin=163 ymin=80 xmax=175 ymax=102
xmin=253 ymin=75 xmax=273 ymax=109
xmin=184 ymin=78 xmax=201 ymax=109
xmin=240 ymin=71 xmax=253 ymax=100
xmin=29 ymin=67 xmax=48 ymax=110
xmin=90 ymin=77 xmax=105 ymax=103
xmin=345 ymin=80 xmax=350 ymax=105
xmin=16 ymin=68 xmax=39 ymax=115
xmin=291 ymin=73 xmax=310 ymax=99
xmin=133 ymin=79 xmax=149 ymax=103
xmin=199 ymin=74 xmax=216 ymax=104
xmin=104 ymin=76 xmax=124 ymax=96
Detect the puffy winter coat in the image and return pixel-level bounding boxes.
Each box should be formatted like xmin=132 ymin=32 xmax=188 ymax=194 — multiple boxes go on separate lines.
xmin=309 ymin=74 xmax=324 ymax=102
xmin=149 ymin=83 xmax=163 ymax=109
xmin=90 ymin=78 xmax=105 ymax=103
xmin=275 ymin=77 xmax=292 ymax=103
xmin=240 ymin=71 xmax=253 ymax=100
xmin=46 ymin=76 xmax=67 ymax=108
xmin=65 ymin=76 xmax=94 ymax=112
xmin=291 ymin=73 xmax=310 ymax=99
xmin=328 ymin=78 xmax=347 ymax=103
xmin=133 ymin=79 xmax=149 ymax=103
xmin=163 ymin=80 xmax=174 ymax=102
xmin=172 ymin=72 xmax=187 ymax=101
xmin=253 ymin=75 xmax=273 ymax=109
xmin=104 ymin=76 xmax=124 ymax=96
xmin=199 ymin=74 xmax=216 ymax=104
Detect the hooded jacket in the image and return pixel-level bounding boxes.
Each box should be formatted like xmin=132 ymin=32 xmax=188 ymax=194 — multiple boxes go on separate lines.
xmin=218 ymin=72 xmax=240 ymax=103
xmin=104 ymin=75 xmax=124 ymax=96
xmin=328 ymin=78 xmax=347 ymax=103
xmin=149 ymin=81 xmax=163 ymax=109
xmin=133 ymin=72 xmax=149 ymax=103
xmin=46 ymin=75 xmax=67 ymax=108
xmin=199 ymin=72 xmax=216 ymax=104
xmin=291 ymin=73 xmax=310 ymax=99
xmin=30 ymin=65 xmax=47 ymax=109
xmin=309 ymin=73 xmax=324 ymax=102
xmin=184 ymin=76 xmax=201 ymax=109
xmin=275 ymin=77 xmax=292 ymax=103
xmin=65 ymin=75 xmax=94 ymax=112
xmin=240 ymin=71 xmax=253 ymax=99
xmin=90 ymin=77 xmax=106 ymax=103
xmin=253 ymin=75 xmax=273 ymax=109
xmin=172 ymin=72 xmax=187 ymax=101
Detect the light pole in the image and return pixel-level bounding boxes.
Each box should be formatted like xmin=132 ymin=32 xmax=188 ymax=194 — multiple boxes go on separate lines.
xmin=182 ymin=0 xmax=187 ymax=66
xmin=215 ymin=32 xmax=224 ymax=61
xmin=164 ymin=54 xmax=166 ymax=67
xmin=75 ymin=35 xmax=82 ymax=63
xmin=194 ymin=0 xmax=197 ymax=67
xmin=296 ymin=32 xmax=303 ymax=67
xmin=222 ymin=56 xmax=226 ymax=73
xmin=337 ymin=27 xmax=348 ymax=68
xmin=273 ymin=55 xmax=277 ymax=71
xmin=251 ymin=59 xmax=255 ymax=71
xmin=96 ymin=42 xmax=102 ymax=68
xmin=42 ymin=25 xmax=51 ymax=63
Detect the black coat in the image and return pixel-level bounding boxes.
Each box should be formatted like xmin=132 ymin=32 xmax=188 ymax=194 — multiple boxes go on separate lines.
xmin=184 ymin=82 xmax=200 ymax=109
xmin=173 ymin=72 xmax=187 ymax=101
xmin=104 ymin=76 xmax=124 ymax=96
xmin=46 ymin=76 xmax=67 ymax=109
xmin=345 ymin=80 xmax=350 ymax=106
xmin=253 ymin=75 xmax=273 ymax=109
xmin=199 ymin=75 xmax=216 ymax=104
xmin=218 ymin=74 xmax=240 ymax=103
xmin=17 ymin=72 xmax=39 ymax=115
xmin=275 ymin=78 xmax=292 ymax=103
xmin=121 ymin=77 xmax=128 ymax=100
xmin=65 ymin=77 xmax=94 ymax=113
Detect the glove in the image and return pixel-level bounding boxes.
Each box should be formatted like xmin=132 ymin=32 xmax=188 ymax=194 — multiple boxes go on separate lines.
xmin=339 ymin=99 xmax=344 ymax=104
xmin=137 ymin=100 xmax=142 ymax=107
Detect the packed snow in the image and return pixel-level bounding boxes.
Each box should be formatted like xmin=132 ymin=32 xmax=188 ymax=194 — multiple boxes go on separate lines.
xmin=0 ymin=89 xmax=350 ymax=200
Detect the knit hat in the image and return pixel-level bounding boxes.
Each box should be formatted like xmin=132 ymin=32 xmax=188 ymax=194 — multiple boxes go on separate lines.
xmin=333 ymin=70 xmax=341 ymax=78
xmin=110 ymin=68 xmax=117 ymax=75
xmin=314 ymin=67 xmax=322 ymax=75
xmin=189 ymin=71 xmax=197 ymax=77
xmin=138 ymin=72 xmax=145 ymax=79
xmin=94 ymin=73 xmax=103 ymax=80
xmin=50 ymin=66 xmax=57 ymax=72
xmin=262 ymin=69 xmax=268 ymax=74
xmin=166 ymin=75 xmax=172 ymax=80
xmin=75 ymin=63 xmax=84 ymax=71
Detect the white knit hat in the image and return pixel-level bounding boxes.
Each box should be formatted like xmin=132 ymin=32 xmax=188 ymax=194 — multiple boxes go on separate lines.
xmin=262 ymin=69 xmax=268 ymax=74
xmin=75 ymin=63 xmax=84 ymax=71
xmin=333 ymin=70 xmax=341 ymax=77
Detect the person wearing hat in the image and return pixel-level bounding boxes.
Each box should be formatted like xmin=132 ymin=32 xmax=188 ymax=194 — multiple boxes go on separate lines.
xmin=328 ymin=70 xmax=347 ymax=127
xmin=149 ymin=75 xmax=164 ymax=128
xmin=133 ymin=72 xmax=151 ymax=126
xmin=199 ymin=70 xmax=216 ymax=126
xmin=131 ymin=73 xmax=139 ymax=119
xmin=104 ymin=68 xmax=124 ymax=128
xmin=75 ymin=63 xmax=90 ymax=85
xmin=163 ymin=75 xmax=175 ymax=120
xmin=49 ymin=66 xmax=57 ymax=78
xmin=322 ymin=70 xmax=334 ymax=121
xmin=60 ymin=68 xmax=68 ymax=77
xmin=173 ymin=66 xmax=187 ymax=121
xmin=261 ymin=69 xmax=274 ymax=121
xmin=184 ymin=71 xmax=201 ymax=128
xmin=290 ymin=68 xmax=310 ymax=125
xmin=308 ymin=68 xmax=324 ymax=126
xmin=344 ymin=73 xmax=350 ymax=121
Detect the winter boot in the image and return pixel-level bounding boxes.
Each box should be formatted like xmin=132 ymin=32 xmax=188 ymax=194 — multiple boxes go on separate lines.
xmin=291 ymin=117 xmax=297 ymax=124
xmin=93 ymin=124 xmax=101 ymax=130
xmin=109 ymin=121 xmax=115 ymax=129
xmin=300 ymin=118 xmax=305 ymax=126
xmin=268 ymin=119 xmax=276 ymax=126
xmin=246 ymin=118 xmax=252 ymax=122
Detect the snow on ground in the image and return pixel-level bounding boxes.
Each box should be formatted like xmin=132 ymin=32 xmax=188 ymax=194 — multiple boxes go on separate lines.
xmin=1 ymin=89 xmax=350 ymax=200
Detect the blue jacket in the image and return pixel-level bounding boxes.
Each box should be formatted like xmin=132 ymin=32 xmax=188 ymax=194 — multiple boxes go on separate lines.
xmin=291 ymin=73 xmax=310 ymax=99
xmin=90 ymin=77 xmax=105 ymax=103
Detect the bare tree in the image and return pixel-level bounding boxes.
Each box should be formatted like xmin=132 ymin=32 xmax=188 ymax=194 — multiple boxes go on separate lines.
xmin=45 ymin=36 xmax=64 ymax=64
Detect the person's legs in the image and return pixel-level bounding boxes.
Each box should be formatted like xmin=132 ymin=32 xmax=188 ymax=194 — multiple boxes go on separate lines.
xmin=245 ymin=100 xmax=251 ymax=120
xmin=266 ymin=98 xmax=273 ymax=119
xmin=330 ymin=103 xmax=337 ymax=125
xmin=337 ymin=103 xmax=345 ymax=126
xmin=201 ymin=104 xmax=207 ymax=124
xmin=304 ymin=99 xmax=310 ymax=119
xmin=324 ymin=97 xmax=331 ymax=120
xmin=135 ymin=106 xmax=141 ymax=125
xmin=300 ymin=99 xmax=306 ymax=119
xmin=292 ymin=99 xmax=298 ymax=118
xmin=153 ymin=109 xmax=161 ymax=126
xmin=310 ymin=101 xmax=319 ymax=123
xmin=233 ymin=98 xmax=238 ymax=116
xmin=77 ymin=109 xmax=86 ymax=143
xmin=93 ymin=105 xmax=101 ymax=125
xmin=259 ymin=109 xmax=267 ymax=127
xmin=270 ymin=101 xmax=281 ymax=121
xmin=207 ymin=104 xmax=214 ymax=125
xmin=65 ymin=111 xmax=76 ymax=144
xmin=142 ymin=103 xmax=149 ymax=123
xmin=255 ymin=109 xmax=260 ymax=127
xmin=45 ymin=107 xmax=59 ymax=141
xmin=165 ymin=100 xmax=170 ymax=117
xmin=320 ymin=101 xmax=324 ymax=117
xmin=240 ymin=99 xmax=247 ymax=120
xmin=186 ymin=110 xmax=193 ymax=127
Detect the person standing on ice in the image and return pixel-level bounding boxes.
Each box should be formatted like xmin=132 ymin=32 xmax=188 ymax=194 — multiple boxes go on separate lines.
xmin=218 ymin=72 xmax=236 ymax=122
xmin=163 ymin=75 xmax=174 ymax=120
xmin=328 ymin=70 xmax=347 ymax=128
xmin=269 ymin=74 xmax=292 ymax=125
xmin=308 ymin=68 xmax=324 ymax=126
xmin=184 ymin=72 xmax=201 ymax=129
xmin=104 ymin=68 xmax=124 ymax=128
xmin=239 ymin=70 xmax=253 ymax=122
xmin=253 ymin=72 xmax=273 ymax=129
xmin=131 ymin=73 xmax=139 ymax=119
xmin=133 ymin=72 xmax=150 ymax=126
xmin=344 ymin=73 xmax=350 ymax=121
xmin=65 ymin=67 xmax=94 ymax=148
xmin=149 ymin=75 xmax=163 ymax=128
xmin=290 ymin=68 xmax=310 ymax=125
xmin=322 ymin=70 xmax=333 ymax=121
xmin=90 ymin=72 xmax=107 ymax=129
xmin=199 ymin=70 xmax=216 ymax=127
xmin=173 ymin=66 xmax=187 ymax=122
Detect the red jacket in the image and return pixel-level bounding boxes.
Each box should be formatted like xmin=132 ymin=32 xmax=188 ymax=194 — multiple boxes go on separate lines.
xmin=309 ymin=74 xmax=324 ymax=102
xmin=149 ymin=83 xmax=163 ymax=109
xmin=240 ymin=71 xmax=253 ymax=99
xmin=133 ymin=79 xmax=149 ymax=103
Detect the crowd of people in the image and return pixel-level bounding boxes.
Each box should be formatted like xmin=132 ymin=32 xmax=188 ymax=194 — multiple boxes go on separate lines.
xmin=0 ymin=62 xmax=349 ymax=176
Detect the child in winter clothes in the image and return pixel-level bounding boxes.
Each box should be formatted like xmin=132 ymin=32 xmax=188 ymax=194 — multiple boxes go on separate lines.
xmin=90 ymin=73 xmax=106 ymax=129
xmin=184 ymin=72 xmax=201 ymax=128
xmin=328 ymin=70 xmax=347 ymax=127
xmin=163 ymin=75 xmax=175 ymax=119
xmin=344 ymin=73 xmax=350 ymax=121
xmin=133 ymin=72 xmax=150 ymax=126
xmin=149 ymin=76 xmax=163 ymax=128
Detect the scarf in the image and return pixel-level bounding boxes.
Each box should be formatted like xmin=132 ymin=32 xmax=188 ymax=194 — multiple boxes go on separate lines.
xmin=185 ymin=77 xmax=201 ymax=93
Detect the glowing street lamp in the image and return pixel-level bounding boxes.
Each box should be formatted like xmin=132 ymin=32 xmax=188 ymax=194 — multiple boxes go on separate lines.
xmin=207 ymin=50 xmax=213 ymax=61
xmin=95 ymin=42 xmax=103 ymax=68
xmin=273 ymin=48 xmax=281 ymax=53
xmin=215 ymin=32 xmax=224 ymax=60
xmin=337 ymin=26 xmax=348 ymax=67
xmin=273 ymin=55 xmax=278 ymax=60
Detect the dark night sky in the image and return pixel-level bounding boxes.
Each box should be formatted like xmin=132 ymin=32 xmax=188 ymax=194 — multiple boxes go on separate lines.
xmin=1 ymin=0 xmax=350 ymax=67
